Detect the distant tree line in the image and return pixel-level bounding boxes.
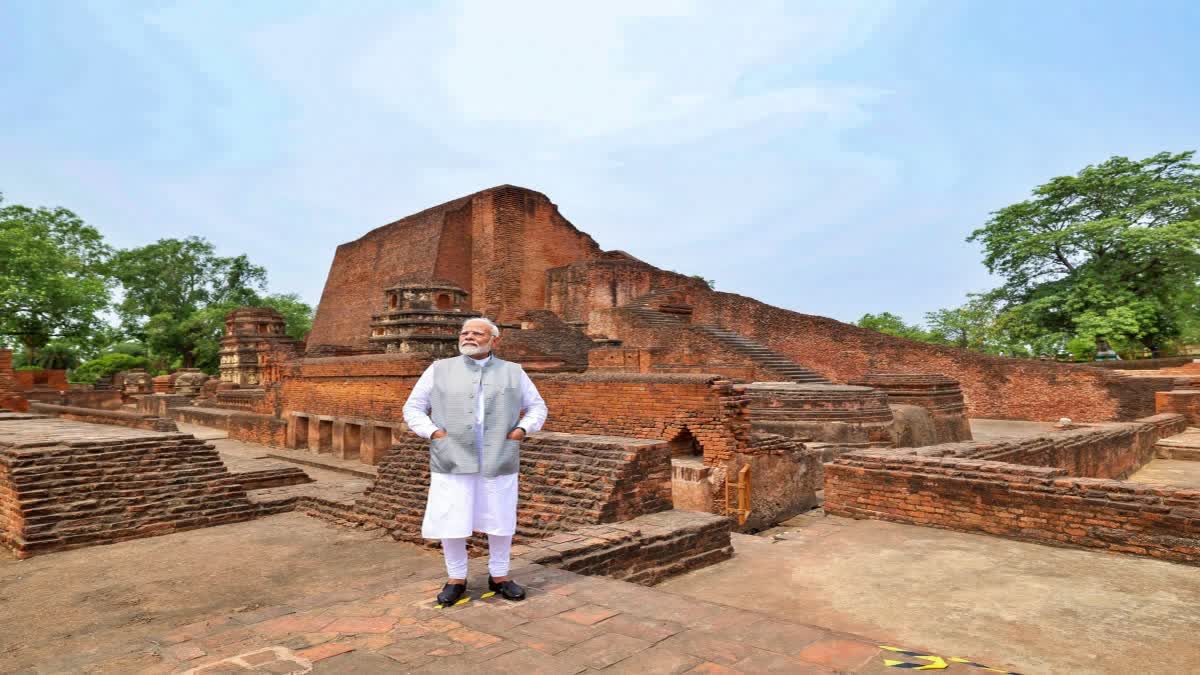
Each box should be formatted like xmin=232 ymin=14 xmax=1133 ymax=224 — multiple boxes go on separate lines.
xmin=857 ymin=151 xmax=1200 ymax=361
xmin=0 ymin=194 xmax=313 ymax=382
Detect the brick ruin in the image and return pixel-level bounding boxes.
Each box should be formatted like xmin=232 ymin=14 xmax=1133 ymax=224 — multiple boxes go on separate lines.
xmin=7 ymin=185 xmax=1200 ymax=577
xmin=0 ymin=414 xmax=260 ymax=558
xmin=825 ymin=414 xmax=1197 ymax=563
xmin=219 ymin=307 xmax=303 ymax=387
xmin=0 ymin=350 xmax=29 ymax=413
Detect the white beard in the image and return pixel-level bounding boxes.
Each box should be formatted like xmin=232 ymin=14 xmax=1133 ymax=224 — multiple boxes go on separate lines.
xmin=459 ymin=344 xmax=490 ymax=356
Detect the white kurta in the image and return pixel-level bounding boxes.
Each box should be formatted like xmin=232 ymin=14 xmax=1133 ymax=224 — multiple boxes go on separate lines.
xmin=402 ymin=354 xmax=547 ymax=539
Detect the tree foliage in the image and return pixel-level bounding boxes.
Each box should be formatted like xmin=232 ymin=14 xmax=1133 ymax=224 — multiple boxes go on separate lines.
xmin=968 ymin=151 xmax=1200 ymax=350
xmin=856 ymin=312 xmax=935 ymax=342
xmin=70 ymin=353 xmax=148 ymax=385
xmin=110 ymin=237 xmax=268 ymax=367
xmin=0 ymin=196 xmax=113 ymax=360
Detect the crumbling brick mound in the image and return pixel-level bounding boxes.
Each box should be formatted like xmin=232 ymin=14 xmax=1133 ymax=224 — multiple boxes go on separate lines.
xmin=356 ymin=431 xmax=673 ymax=544
xmin=0 ymin=417 xmax=258 ymax=558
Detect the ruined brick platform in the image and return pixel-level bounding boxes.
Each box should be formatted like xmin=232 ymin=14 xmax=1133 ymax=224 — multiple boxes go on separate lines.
xmin=0 ymin=416 xmax=259 ymax=558
xmin=826 ymin=414 xmax=1200 ymax=564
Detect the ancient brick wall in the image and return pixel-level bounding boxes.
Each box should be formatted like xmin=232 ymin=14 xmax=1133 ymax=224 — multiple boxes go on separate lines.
xmin=170 ymin=407 xmax=288 ymax=448
xmin=13 ymin=369 xmax=68 ymax=392
xmin=825 ymin=414 xmax=1195 ymax=564
xmin=29 ymin=402 xmax=177 ymax=433
xmin=1157 ymin=390 xmax=1200 ymax=425
xmin=499 ymin=310 xmax=595 ymax=371
xmin=965 ymin=415 xmax=1186 ymax=479
xmin=276 ymin=355 xmax=427 ymax=427
xmin=0 ymin=419 xmax=258 ymax=558
xmin=356 ymin=432 xmax=674 ymax=543
xmin=62 ymin=390 xmax=124 ymax=410
xmin=0 ymin=350 xmax=28 ymax=412
xmin=546 ymin=256 xmax=709 ymax=324
xmin=585 ymin=307 xmax=792 ymax=382
xmin=689 ymin=291 xmax=1137 ymax=422
xmin=308 ymin=186 xmax=601 ymax=350
xmin=533 ymin=373 xmax=751 ymax=465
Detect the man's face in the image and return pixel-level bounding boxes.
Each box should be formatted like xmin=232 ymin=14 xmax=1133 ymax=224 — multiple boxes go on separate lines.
xmin=459 ymin=321 xmax=496 ymax=356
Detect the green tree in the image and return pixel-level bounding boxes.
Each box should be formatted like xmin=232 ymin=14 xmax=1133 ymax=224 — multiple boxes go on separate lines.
xmin=109 ymin=237 xmax=267 ymax=367
xmin=969 ymin=151 xmax=1200 ymax=351
xmin=0 ymin=196 xmax=113 ymax=361
xmin=856 ymin=312 xmax=934 ymax=342
xmin=71 ymin=353 xmax=148 ymax=385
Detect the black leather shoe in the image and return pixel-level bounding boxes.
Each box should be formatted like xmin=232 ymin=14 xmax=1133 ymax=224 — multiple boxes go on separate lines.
xmin=436 ymin=582 xmax=467 ymax=607
xmin=488 ymin=576 xmax=526 ymax=601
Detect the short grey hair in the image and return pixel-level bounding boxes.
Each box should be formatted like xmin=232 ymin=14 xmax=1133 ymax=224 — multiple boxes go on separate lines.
xmin=462 ymin=317 xmax=500 ymax=337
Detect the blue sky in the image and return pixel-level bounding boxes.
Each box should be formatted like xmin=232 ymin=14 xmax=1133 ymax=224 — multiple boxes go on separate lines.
xmin=2 ymin=1 xmax=1197 ymax=325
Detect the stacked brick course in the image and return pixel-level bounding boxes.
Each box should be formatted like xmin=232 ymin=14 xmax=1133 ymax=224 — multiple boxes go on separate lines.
xmin=517 ymin=510 xmax=733 ymax=585
xmin=0 ymin=418 xmax=258 ymax=558
xmin=0 ymin=350 xmax=28 ymax=412
xmin=1157 ymin=390 xmax=1200 ymax=426
xmin=825 ymin=414 xmax=1195 ymax=564
xmin=848 ymin=372 xmax=972 ymax=443
xmin=534 ymin=373 xmax=751 ymax=465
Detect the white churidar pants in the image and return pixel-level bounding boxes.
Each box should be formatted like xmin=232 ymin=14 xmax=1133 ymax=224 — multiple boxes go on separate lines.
xmin=440 ymin=534 xmax=513 ymax=578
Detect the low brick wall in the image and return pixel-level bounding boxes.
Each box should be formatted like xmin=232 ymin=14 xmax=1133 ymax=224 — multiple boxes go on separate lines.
xmin=0 ymin=418 xmax=258 ymax=558
xmin=1157 ymin=390 xmax=1200 ymax=426
xmin=0 ymin=350 xmax=28 ymax=413
xmin=966 ymin=415 xmax=1187 ymax=479
xmin=534 ymin=373 xmax=751 ymax=465
xmin=29 ymin=402 xmax=177 ymax=433
xmin=517 ymin=510 xmax=733 ymax=585
xmin=825 ymin=414 xmax=1197 ymax=564
xmin=169 ymin=407 xmax=287 ymax=447
xmin=64 ymin=389 xmax=125 ymax=410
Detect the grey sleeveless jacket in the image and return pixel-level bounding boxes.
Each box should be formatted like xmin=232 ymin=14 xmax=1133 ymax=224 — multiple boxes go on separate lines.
xmin=427 ymin=355 xmax=525 ymax=476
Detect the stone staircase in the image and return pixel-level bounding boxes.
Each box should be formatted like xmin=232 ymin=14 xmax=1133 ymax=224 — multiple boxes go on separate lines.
xmin=692 ymin=325 xmax=829 ymax=384
xmin=621 ymin=290 xmax=830 ymax=384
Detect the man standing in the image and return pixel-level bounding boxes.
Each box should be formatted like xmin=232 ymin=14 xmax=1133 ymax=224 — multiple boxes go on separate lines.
xmin=402 ymin=317 xmax=547 ymax=606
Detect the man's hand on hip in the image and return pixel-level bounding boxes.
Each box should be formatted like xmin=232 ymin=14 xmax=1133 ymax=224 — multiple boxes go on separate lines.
xmin=431 ymin=429 xmax=447 ymax=439
xmin=507 ymin=428 xmax=526 ymax=441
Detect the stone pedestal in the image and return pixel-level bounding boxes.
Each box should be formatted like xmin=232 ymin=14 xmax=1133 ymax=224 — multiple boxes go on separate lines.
xmin=742 ymin=382 xmax=894 ymax=447
xmin=173 ymin=369 xmax=209 ymax=396
xmin=122 ymin=369 xmax=153 ymax=397
xmin=848 ymin=373 xmax=972 ymax=444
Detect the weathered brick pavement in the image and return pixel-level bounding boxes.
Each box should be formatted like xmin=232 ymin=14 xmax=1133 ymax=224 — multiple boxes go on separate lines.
xmin=149 ymin=563 xmax=895 ymax=674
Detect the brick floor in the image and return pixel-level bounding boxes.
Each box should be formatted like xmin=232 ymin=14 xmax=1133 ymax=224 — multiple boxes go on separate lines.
xmin=17 ymin=546 xmax=1022 ymax=674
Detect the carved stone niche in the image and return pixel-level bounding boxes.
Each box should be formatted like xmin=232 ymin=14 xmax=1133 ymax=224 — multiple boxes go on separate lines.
xmin=173 ymin=369 xmax=210 ymax=396
xmin=369 ymin=282 xmax=481 ymax=359
xmin=123 ymin=369 xmax=153 ymax=396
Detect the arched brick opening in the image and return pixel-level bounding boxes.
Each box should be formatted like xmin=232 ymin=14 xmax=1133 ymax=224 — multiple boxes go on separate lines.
xmin=436 ymin=293 xmax=452 ymax=310
xmin=669 ymin=427 xmax=702 ymax=457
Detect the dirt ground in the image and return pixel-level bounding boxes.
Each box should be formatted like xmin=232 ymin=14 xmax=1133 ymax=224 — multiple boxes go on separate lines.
xmin=658 ymin=512 xmax=1200 ymax=674
xmin=0 ymin=514 xmax=441 ymax=672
